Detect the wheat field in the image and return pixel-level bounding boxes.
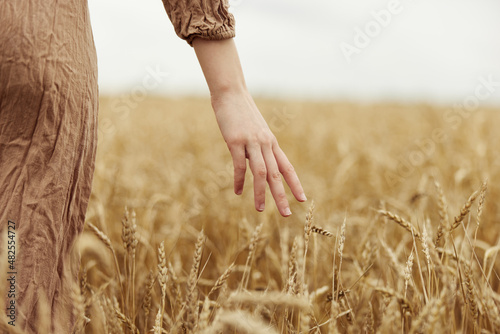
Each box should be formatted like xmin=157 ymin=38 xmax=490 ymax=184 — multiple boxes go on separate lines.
xmin=17 ymin=96 xmax=500 ymax=333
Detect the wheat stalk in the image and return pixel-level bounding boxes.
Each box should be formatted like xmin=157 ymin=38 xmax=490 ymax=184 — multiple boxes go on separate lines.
xmin=464 ymin=264 xmax=479 ymax=322
xmin=185 ymin=229 xmax=205 ymax=332
xmin=86 ymin=221 xmax=125 ymax=310
xmin=311 ymin=225 xmax=333 ymax=237
xmin=143 ymin=269 xmax=155 ymax=332
xmin=471 ymin=180 xmax=488 ymax=265
xmin=240 ymin=223 xmax=263 ymax=291
xmin=157 ymin=241 xmax=168 ymax=331
xmin=378 ymin=210 xmax=421 ymax=240
xmin=208 ymin=263 xmax=235 ymax=297
xmin=434 ymin=180 xmax=449 ymax=247
xmin=336 ymin=216 xmax=347 ymax=303
xmin=153 ymin=308 xmax=162 ymax=334
xmin=403 ymin=250 xmax=414 ymax=297
xmin=303 ymin=200 xmax=315 ymax=281
xmin=450 ymin=189 xmax=480 ymax=232
xmin=121 ymin=206 xmax=138 ymax=320
xmin=115 ymin=306 xmax=140 ymax=334
xmin=364 ymin=301 xmax=374 ymax=334
xmin=168 ymin=260 xmax=183 ymax=306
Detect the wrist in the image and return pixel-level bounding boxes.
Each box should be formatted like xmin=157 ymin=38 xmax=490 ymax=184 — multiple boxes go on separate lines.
xmin=210 ymin=85 xmax=251 ymax=108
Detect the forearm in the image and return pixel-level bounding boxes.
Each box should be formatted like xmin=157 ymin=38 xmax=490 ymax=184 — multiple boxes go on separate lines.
xmin=192 ymin=38 xmax=248 ymax=100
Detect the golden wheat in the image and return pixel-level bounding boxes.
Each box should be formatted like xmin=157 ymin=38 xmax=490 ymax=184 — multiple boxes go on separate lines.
xmin=7 ymin=97 xmax=500 ymax=334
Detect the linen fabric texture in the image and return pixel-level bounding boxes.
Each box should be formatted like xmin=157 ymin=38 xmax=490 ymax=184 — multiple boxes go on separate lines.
xmin=0 ymin=0 xmax=235 ymax=332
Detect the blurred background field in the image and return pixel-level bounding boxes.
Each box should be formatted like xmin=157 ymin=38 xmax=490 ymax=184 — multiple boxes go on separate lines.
xmin=78 ymin=96 xmax=500 ymax=333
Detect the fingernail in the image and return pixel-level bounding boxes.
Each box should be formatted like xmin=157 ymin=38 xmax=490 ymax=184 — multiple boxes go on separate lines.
xmin=300 ymin=193 xmax=307 ymax=201
xmin=284 ymin=207 xmax=292 ymax=216
xmin=236 ymin=190 xmax=242 ymax=195
xmin=258 ymin=204 xmax=265 ymax=211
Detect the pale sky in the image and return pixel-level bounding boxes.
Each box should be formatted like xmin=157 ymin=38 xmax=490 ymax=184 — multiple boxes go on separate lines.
xmin=88 ymin=0 xmax=500 ymax=105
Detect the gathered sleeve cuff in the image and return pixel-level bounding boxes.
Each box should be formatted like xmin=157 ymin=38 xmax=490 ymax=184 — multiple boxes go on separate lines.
xmin=161 ymin=0 xmax=236 ymax=47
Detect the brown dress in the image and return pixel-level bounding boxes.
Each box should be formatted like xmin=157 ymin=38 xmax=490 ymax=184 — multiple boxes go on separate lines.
xmin=0 ymin=0 xmax=234 ymax=333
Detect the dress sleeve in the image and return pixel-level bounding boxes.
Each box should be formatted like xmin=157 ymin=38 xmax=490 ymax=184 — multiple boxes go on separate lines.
xmin=161 ymin=0 xmax=236 ymax=47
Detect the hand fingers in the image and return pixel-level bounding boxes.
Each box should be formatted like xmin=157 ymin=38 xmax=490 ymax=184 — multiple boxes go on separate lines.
xmin=229 ymin=145 xmax=247 ymax=195
xmin=273 ymin=144 xmax=307 ymax=202
xmin=246 ymin=145 xmax=267 ymax=212
xmin=262 ymin=145 xmax=292 ymax=217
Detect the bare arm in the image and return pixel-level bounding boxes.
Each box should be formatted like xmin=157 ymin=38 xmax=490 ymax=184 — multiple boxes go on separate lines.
xmin=192 ymin=38 xmax=306 ymax=217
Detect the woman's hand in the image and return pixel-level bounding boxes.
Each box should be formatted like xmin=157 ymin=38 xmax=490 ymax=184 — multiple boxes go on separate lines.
xmin=211 ymin=89 xmax=306 ymax=216
xmin=192 ymin=37 xmax=306 ymax=216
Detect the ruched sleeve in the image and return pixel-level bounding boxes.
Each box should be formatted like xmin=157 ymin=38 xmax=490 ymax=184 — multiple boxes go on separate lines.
xmin=162 ymin=0 xmax=236 ymax=47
